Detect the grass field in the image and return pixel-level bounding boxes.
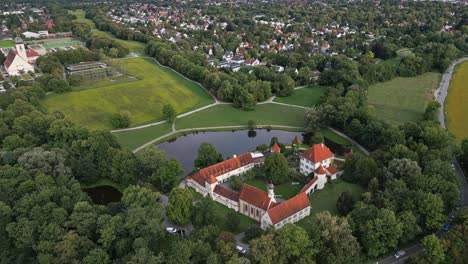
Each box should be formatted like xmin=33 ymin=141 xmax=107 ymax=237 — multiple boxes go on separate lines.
xmin=297 ymin=179 xmax=364 ymax=228
xmin=42 ymin=58 xmax=213 ymax=130
xmin=244 ymin=178 xmax=303 ymax=200
xmin=0 ymin=40 xmax=14 ymax=48
xmin=113 ymin=123 xmax=173 ymax=150
xmin=90 ymin=31 xmax=145 ymax=54
xmin=69 ymin=9 xmax=96 ymax=29
xmin=176 ymin=104 xmax=306 ymax=129
xmin=446 ymin=61 xmax=468 ymax=142
xmin=26 ymin=38 xmax=85 ymax=50
xmin=274 ymin=85 xmax=326 ymax=107
xmin=368 ymin=72 xmax=441 ymax=124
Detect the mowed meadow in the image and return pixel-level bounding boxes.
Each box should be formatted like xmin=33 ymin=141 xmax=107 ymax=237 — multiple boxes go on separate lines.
xmin=446 ymin=61 xmax=468 ymax=141
xmin=368 ymin=72 xmax=441 ymax=124
xmin=41 ymin=58 xmax=214 ymax=130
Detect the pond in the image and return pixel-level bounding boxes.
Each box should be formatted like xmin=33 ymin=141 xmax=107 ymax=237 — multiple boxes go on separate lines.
xmin=157 ymin=129 xmax=305 ymax=174
xmin=82 ymin=185 xmax=123 ymax=205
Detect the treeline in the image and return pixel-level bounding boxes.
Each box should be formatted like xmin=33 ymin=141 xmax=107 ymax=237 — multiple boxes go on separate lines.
xmin=303 ymin=80 xmax=460 ymax=258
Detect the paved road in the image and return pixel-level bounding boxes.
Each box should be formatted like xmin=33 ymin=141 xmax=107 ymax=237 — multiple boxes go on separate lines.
xmin=377 ymin=57 xmax=468 ymax=264
xmin=435 ymin=57 xmax=468 ymax=128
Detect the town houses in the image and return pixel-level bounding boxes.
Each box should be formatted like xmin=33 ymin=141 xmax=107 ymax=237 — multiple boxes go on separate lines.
xmin=185 ymin=143 xmax=342 ymax=230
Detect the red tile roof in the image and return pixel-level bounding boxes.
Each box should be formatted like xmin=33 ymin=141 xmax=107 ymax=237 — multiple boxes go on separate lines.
xmin=300 ymin=176 xmax=318 ymax=193
xmin=187 ymin=153 xmax=254 ymax=185
xmin=271 ymin=143 xmax=281 ymax=153
xmin=315 ymin=165 xmax=327 ymax=175
xmin=267 ymin=192 xmax=310 ymax=225
xmin=26 ymin=49 xmax=39 ymax=58
xmin=301 ymin=143 xmax=334 ymax=163
xmin=239 ymin=184 xmax=276 ymax=211
xmin=4 ymin=49 xmax=17 ymax=69
xmin=214 ymin=185 xmax=240 ymax=202
xmin=326 ymin=165 xmax=339 ymax=175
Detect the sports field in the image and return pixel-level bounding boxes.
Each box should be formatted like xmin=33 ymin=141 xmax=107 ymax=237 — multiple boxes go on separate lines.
xmin=0 ymin=40 xmax=14 ymax=48
xmin=90 ymin=31 xmax=145 ymax=54
xmin=69 ymin=9 xmax=96 ymax=29
xmin=175 ymin=104 xmax=306 ymax=129
xmin=42 ymin=58 xmax=213 ymax=130
xmin=274 ymin=85 xmax=326 ymax=107
xmin=368 ymin=72 xmax=441 ymax=124
xmin=26 ymin=38 xmax=85 ymax=50
xmin=446 ymin=61 xmax=468 ymax=141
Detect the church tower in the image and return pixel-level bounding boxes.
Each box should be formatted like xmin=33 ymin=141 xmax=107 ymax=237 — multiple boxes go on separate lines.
xmin=268 ymin=182 xmax=276 ymax=203
xmin=14 ymin=37 xmax=27 ymax=59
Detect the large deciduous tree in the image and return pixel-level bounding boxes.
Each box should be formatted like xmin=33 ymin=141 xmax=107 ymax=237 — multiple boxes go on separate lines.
xmin=264 ymin=152 xmax=290 ymax=184
xmin=194 ymin=143 xmax=223 ymax=168
xmin=167 ymin=188 xmax=193 ymax=225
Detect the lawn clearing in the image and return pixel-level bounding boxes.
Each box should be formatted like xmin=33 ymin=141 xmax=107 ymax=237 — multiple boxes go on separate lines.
xmin=41 ymin=58 xmax=213 ymax=130
xmin=297 ymin=179 xmax=364 ymax=227
xmin=368 ymin=72 xmax=441 ymax=124
xmin=90 ymin=31 xmax=145 ymax=53
xmin=0 ymin=40 xmax=14 ymax=48
xmin=114 ymin=123 xmax=173 ymax=150
xmin=25 ymin=37 xmax=85 ymax=50
xmin=244 ymin=178 xmax=303 ymax=200
xmin=69 ymin=9 xmax=96 ymax=29
xmin=175 ymin=104 xmax=306 ymax=130
xmin=274 ymin=85 xmax=326 ymax=107
xmin=446 ymin=61 xmax=468 ymax=142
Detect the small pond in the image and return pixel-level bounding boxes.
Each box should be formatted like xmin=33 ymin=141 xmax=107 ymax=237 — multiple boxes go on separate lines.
xmin=82 ymin=185 xmax=123 ymax=205
xmin=156 ymin=129 xmax=305 ymax=174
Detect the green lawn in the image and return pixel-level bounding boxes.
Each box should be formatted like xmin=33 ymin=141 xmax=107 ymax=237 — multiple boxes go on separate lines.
xmin=114 ymin=123 xmax=173 ymax=150
xmin=244 ymin=178 xmax=303 ymax=200
xmin=274 ymin=85 xmax=326 ymax=107
xmin=71 ymin=74 xmax=138 ymax=91
xmin=446 ymin=61 xmax=468 ymax=142
xmin=297 ymin=179 xmax=365 ymax=227
xmin=41 ymin=58 xmax=213 ymax=130
xmin=90 ymin=31 xmax=145 ymax=53
xmin=176 ymin=104 xmax=306 ymax=130
xmin=0 ymin=40 xmax=14 ymax=48
xmin=368 ymin=72 xmax=441 ymax=124
xmin=69 ymin=9 xmax=96 ymax=29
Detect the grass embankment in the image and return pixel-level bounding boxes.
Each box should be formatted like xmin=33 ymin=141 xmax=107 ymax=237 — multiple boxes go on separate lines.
xmin=42 ymin=58 xmax=213 ymax=130
xmin=176 ymin=104 xmax=306 ymax=129
xmin=113 ymin=123 xmax=173 ymax=150
xmin=69 ymin=9 xmax=96 ymax=29
xmin=0 ymin=40 xmax=14 ymax=48
xmin=274 ymin=85 xmax=326 ymax=107
xmin=297 ymin=179 xmax=364 ymax=227
xmin=446 ymin=61 xmax=468 ymax=142
xmin=368 ymin=72 xmax=441 ymax=124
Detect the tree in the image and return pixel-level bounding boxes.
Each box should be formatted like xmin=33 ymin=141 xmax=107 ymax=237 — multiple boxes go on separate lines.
xmin=398 ymin=211 xmax=421 ymax=244
xmin=225 ymin=211 xmax=240 ymax=232
xmin=162 ymin=103 xmax=176 ymax=122
xmin=336 ymin=191 xmax=357 ymax=216
xmin=110 ymin=148 xmax=139 ymax=185
xmin=167 ymin=188 xmax=193 ymax=225
xmin=275 ymin=224 xmax=314 ymax=263
xmin=304 ymin=106 xmax=322 ymax=134
xmin=264 ymin=152 xmax=290 ymax=184
xmin=247 ymin=120 xmax=256 ymax=130
xmin=155 ymin=159 xmax=183 ymax=193
xmin=48 ymin=78 xmax=71 ymax=93
xmin=421 ymin=234 xmax=445 ymax=264
xmin=423 ymin=101 xmax=440 ymax=122
xmin=110 ymin=112 xmax=130 ymax=129
xmin=191 ymin=197 xmax=217 ymax=228
xmin=315 ymin=212 xmax=361 ymax=264
xmin=417 ymin=193 xmax=446 ymax=231
xmin=250 ymin=233 xmax=278 ymax=264
xmin=194 ymin=143 xmax=223 ymax=168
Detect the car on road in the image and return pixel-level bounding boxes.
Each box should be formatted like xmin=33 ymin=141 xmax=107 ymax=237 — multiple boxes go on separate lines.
xmin=165 ymin=227 xmax=177 ymax=234
xmin=236 ymin=245 xmax=247 ymax=254
xmin=394 ymin=250 xmax=406 ymax=259
xmin=443 ymin=223 xmax=450 ymax=232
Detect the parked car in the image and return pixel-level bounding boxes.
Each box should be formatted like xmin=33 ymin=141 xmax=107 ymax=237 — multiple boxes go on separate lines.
xmin=165 ymin=227 xmax=177 ymax=234
xmin=443 ymin=223 xmax=450 ymax=232
xmin=394 ymin=251 xmax=406 ymax=259
xmin=236 ymin=245 xmax=247 ymax=254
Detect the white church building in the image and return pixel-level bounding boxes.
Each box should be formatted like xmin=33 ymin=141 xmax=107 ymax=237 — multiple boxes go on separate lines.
xmin=3 ymin=37 xmax=39 ymax=76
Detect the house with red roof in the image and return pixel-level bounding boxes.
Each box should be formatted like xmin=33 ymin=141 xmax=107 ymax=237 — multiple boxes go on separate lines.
xmin=300 ymin=143 xmax=342 ymax=190
xmin=3 ymin=37 xmax=36 ymax=76
xmin=239 ymin=183 xmax=277 ymax=221
xmin=261 ymin=192 xmax=310 ymax=229
xmin=270 ymin=143 xmax=281 ymax=153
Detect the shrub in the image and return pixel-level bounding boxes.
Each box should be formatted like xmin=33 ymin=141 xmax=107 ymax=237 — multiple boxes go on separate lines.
xmin=110 ymin=112 xmax=130 ymax=129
